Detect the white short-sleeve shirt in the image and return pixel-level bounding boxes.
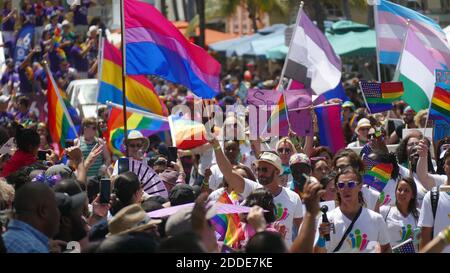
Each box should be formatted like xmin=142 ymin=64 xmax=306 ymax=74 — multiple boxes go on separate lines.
xmin=380 ymin=206 xmax=420 ymax=249
xmin=208 ymin=164 xmax=223 ymax=191
xmin=362 ymin=185 xmax=380 ymax=211
xmin=318 ymin=207 xmax=390 ymax=253
xmin=418 ymin=190 xmax=450 ymax=253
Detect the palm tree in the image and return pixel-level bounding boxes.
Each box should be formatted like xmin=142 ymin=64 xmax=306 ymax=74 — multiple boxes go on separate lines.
xmin=221 ymin=0 xmax=288 ymax=33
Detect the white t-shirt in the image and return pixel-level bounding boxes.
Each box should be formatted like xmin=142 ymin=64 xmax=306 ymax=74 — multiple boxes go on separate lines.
xmin=379 ymin=179 xmax=397 ymax=208
xmin=318 ymin=207 xmax=390 ymax=253
xmin=207 ymin=187 xmax=245 ymax=204
xmin=380 ymin=206 xmax=420 ymax=249
xmin=418 ymin=190 xmax=450 ymax=253
xmin=111 ymin=157 xmax=149 ymax=177
xmin=362 ymin=185 xmax=380 ymax=212
xmin=208 ymin=164 xmax=223 ymax=191
xmin=398 ymin=165 xmax=431 ymax=207
xmin=242 ymin=179 xmax=303 ymax=247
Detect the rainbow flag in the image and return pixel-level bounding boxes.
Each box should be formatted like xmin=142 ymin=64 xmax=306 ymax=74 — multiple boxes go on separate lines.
xmin=98 ymin=39 xmax=167 ymax=116
xmin=314 ymin=104 xmax=345 ymax=153
xmin=429 ymin=86 xmax=450 ymax=123
xmin=124 ymin=0 xmax=221 ymax=99
xmin=363 ymin=153 xmax=393 ymax=192
xmin=262 ymin=93 xmax=289 ymax=136
xmin=46 ymin=67 xmax=78 ymax=151
xmin=210 ymin=191 xmax=243 ymax=249
xmin=168 ymin=114 xmax=208 ymax=150
xmin=360 ymin=81 xmax=404 ymax=113
xmin=104 ymin=102 xmax=169 ymax=156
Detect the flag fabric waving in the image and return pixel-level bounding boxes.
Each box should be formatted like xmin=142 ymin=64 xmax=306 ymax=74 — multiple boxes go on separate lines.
xmin=429 ymin=85 xmax=450 ymax=123
xmin=284 ymin=8 xmax=342 ymax=97
xmin=124 ymin=0 xmax=221 ymax=99
xmin=104 ymin=102 xmax=169 ymax=156
xmin=46 ymin=67 xmax=78 ymax=151
xmin=392 ymin=238 xmax=416 ymax=253
xmin=168 ymin=114 xmax=208 ymax=150
xmin=396 ymin=28 xmax=443 ymax=111
xmin=261 ymin=93 xmax=289 ymax=136
xmin=314 ymin=104 xmax=345 ymax=153
xmin=376 ymin=0 xmax=450 ymax=67
xmin=360 ymin=81 xmax=404 ymax=113
xmin=98 ymin=39 xmax=167 ymax=116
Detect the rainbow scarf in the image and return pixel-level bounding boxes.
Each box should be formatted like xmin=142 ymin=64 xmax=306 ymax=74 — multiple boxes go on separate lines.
xmin=104 ymin=104 xmax=169 ymax=156
xmin=46 ymin=67 xmax=78 ymax=151
xmin=210 ymin=191 xmax=244 ymax=249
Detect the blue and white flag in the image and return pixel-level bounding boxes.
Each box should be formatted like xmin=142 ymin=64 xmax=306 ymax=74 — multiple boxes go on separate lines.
xmin=13 ymin=24 xmax=35 ymax=65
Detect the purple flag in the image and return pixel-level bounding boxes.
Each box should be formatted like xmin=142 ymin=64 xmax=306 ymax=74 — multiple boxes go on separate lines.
xmin=247 ymin=89 xmax=312 ymax=137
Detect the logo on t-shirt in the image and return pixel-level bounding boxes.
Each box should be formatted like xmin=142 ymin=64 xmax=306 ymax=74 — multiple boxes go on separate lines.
xmin=398 ymin=224 xmax=413 ymax=243
xmin=346 ymin=229 xmax=369 ymax=251
xmin=378 ymin=192 xmax=391 ymax=206
xmin=275 ymin=203 xmax=288 ymax=221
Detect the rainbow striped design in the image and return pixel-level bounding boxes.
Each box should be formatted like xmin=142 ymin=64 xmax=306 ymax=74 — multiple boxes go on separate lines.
xmin=168 ymin=114 xmax=208 ymax=150
xmin=262 ymin=93 xmax=289 ymax=136
xmin=364 ymin=163 xmax=393 ymax=192
xmin=46 ymin=67 xmax=78 ymax=151
xmin=124 ymin=0 xmax=221 ymax=99
xmin=314 ymin=104 xmax=346 ymax=153
xmin=104 ymin=103 xmax=169 ymax=156
xmin=98 ymin=39 xmax=167 ymax=116
xmin=381 ymin=82 xmax=404 ymax=100
xmin=210 ymin=191 xmax=243 ymax=249
xmin=429 ymin=86 xmax=450 ymax=123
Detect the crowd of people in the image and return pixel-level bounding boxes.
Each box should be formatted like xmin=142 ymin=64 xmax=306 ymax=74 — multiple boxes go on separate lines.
xmin=0 ymin=0 xmax=449 ymax=254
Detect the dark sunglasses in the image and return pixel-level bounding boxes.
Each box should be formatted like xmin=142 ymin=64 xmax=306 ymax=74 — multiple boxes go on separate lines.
xmin=128 ymin=143 xmax=143 ymax=148
xmin=257 ymin=167 xmax=268 ymax=173
xmin=277 ymin=148 xmax=291 ymax=154
xmin=337 ymin=180 xmax=358 ymax=189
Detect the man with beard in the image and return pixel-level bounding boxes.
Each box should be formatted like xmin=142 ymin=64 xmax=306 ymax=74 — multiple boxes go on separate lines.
xmin=210 ymin=137 xmax=303 ymax=247
xmin=388 ymin=106 xmax=417 ymax=144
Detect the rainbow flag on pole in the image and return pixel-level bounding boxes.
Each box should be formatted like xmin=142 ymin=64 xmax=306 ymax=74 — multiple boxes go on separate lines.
xmin=360 ymin=81 xmax=404 ymax=113
xmin=429 ymin=86 xmax=450 ymax=123
xmin=98 ymin=39 xmax=167 ymax=116
xmin=262 ymin=93 xmax=289 ymax=136
xmin=46 ymin=67 xmax=78 ymax=151
xmin=210 ymin=191 xmax=243 ymax=249
xmin=124 ymin=0 xmax=221 ymax=99
xmin=362 ymin=153 xmax=393 ymax=192
xmin=168 ymin=114 xmax=208 ymax=150
xmin=104 ymin=102 xmax=169 ymax=156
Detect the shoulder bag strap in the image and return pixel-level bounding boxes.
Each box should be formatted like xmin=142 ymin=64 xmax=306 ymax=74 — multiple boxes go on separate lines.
xmin=332 ymin=206 xmax=363 ymax=253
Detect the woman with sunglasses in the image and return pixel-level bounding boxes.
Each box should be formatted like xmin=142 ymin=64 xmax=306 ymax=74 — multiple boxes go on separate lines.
xmin=380 ymin=177 xmax=420 ymax=251
xmin=315 ymin=167 xmax=391 ymax=253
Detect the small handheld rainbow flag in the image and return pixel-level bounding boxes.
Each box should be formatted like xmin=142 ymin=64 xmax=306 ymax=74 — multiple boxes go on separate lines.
xmin=360 ymin=81 xmax=404 ymax=113
xmin=362 ymin=154 xmax=393 ymax=192
xmin=429 ymin=86 xmax=449 ymax=123
xmin=210 ymin=191 xmax=243 ymax=249
xmin=262 ymin=93 xmax=289 ymax=136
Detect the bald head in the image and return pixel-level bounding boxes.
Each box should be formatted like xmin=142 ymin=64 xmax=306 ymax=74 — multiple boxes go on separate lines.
xmin=14 ymin=183 xmax=60 ymax=238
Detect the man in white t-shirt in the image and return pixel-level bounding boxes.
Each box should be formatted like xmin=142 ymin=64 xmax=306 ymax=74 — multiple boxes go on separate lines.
xmin=418 ymin=146 xmax=450 ymax=253
xmin=210 ymin=137 xmax=303 ymax=247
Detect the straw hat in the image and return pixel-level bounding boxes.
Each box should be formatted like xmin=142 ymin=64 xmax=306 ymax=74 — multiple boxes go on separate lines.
xmin=355 ymin=118 xmax=372 ymax=132
xmin=125 ymin=130 xmax=149 ymax=151
xmin=107 ymin=204 xmax=161 ymax=236
xmin=255 ymin=152 xmax=283 ymax=174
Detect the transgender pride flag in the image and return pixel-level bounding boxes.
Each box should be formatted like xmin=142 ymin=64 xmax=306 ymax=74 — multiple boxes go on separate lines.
xmin=124 ymin=0 xmax=221 ymax=99
xmin=376 ymin=0 xmax=450 ymax=67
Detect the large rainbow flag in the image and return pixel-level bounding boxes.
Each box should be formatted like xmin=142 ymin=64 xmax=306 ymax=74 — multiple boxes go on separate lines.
xmin=168 ymin=114 xmax=208 ymax=150
xmin=124 ymin=0 xmax=221 ymax=99
xmin=98 ymin=39 xmax=167 ymax=116
xmin=46 ymin=67 xmax=78 ymax=151
xmin=104 ymin=102 xmax=169 ymax=156
xmin=429 ymin=86 xmax=449 ymax=124
xmin=210 ymin=191 xmax=243 ymax=249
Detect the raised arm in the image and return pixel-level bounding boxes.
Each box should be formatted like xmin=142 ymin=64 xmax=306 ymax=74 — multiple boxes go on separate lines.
xmin=416 ymin=140 xmax=436 ymax=190
xmin=210 ymin=137 xmax=245 ymax=193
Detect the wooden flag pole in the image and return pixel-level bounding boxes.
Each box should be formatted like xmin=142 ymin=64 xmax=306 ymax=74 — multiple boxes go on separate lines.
xmin=120 ymin=0 xmax=129 ymax=157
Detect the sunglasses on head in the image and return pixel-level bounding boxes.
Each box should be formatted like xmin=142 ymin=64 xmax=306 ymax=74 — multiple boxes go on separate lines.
xmin=337 ymin=180 xmax=358 ymax=189
xmin=277 ymin=148 xmax=291 ymax=154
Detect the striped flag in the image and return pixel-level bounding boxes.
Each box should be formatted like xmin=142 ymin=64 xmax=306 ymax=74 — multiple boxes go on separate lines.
xmin=376 ymin=0 xmax=450 ymax=67
xmin=362 ymin=149 xmax=392 ymax=192
xmin=104 ymin=102 xmax=169 ymax=156
xmin=429 ymin=85 xmax=450 ymax=123
xmin=98 ymin=39 xmax=168 ymax=116
xmin=262 ymin=93 xmax=289 ymax=136
xmin=396 ymin=28 xmax=444 ymax=111
xmin=284 ymin=8 xmax=342 ymax=96
xmin=46 ymin=67 xmax=78 ymax=152
xmin=314 ymin=104 xmax=345 ymax=153
xmin=392 ymin=238 xmax=416 ymax=253
xmin=360 ymin=81 xmax=404 ymax=113
xmin=168 ymin=114 xmax=208 ymax=150
xmin=124 ymin=0 xmax=221 ymax=99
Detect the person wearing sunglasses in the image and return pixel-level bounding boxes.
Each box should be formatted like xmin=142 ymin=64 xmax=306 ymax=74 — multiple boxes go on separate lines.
xmin=276 ymin=138 xmax=297 ymax=185
xmin=75 ymin=117 xmax=111 ymax=178
xmin=315 ymin=167 xmax=391 ymax=253
xmin=209 ymin=136 xmax=303 ymax=248
xmin=347 ymin=118 xmax=373 ymax=148
xmin=111 ymin=130 xmax=150 ymax=177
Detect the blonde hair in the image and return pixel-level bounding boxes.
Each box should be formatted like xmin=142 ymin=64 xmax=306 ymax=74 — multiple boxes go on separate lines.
xmin=414 ymin=109 xmax=428 ymax=128
xmin=0 ymin=178 xmax=14 ymax=209
xmin=276 ymin=137 xmax=297 ymax=154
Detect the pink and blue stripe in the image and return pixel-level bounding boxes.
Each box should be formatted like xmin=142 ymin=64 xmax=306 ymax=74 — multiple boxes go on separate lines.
xmin=314 ymin=104 xmax=345 ymax=153
xmin=376 ymin=0 xmax=450 ymax=67
xmin=124 ymin=0 xmax=221 ymax=99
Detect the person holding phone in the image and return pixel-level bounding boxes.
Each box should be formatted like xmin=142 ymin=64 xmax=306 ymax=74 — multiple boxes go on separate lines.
xmin=37 ymin=122 xmax=60 ymax=158
xmin=75 ymin=117 xmax=111 ymax=177
xmin=111 ymin=130 xmax=149 ymax=177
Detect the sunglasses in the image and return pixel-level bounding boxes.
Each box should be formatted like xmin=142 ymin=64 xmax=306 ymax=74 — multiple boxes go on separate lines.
xmin=257 ymin=167 xmax=268 ymax=173
xmin=128 ymin=143 xmax=143 ymax=148
xmin=277 ymin=148 xmax=291 ymax=154
xmin=337 ymin=180 xmax=358 ymax=189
